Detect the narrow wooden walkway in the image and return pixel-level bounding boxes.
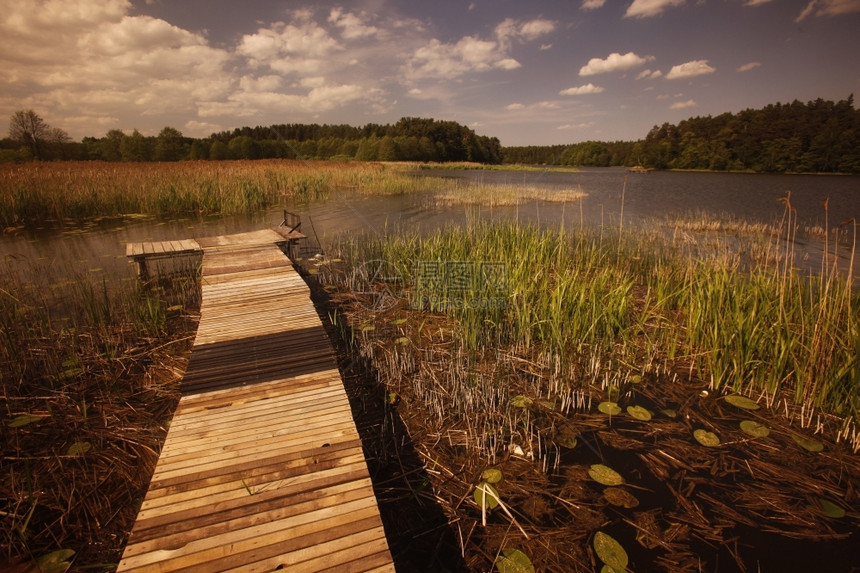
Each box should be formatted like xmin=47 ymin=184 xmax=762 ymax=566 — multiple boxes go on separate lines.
xmin=118 ymin=229 xmax=394 ymax=572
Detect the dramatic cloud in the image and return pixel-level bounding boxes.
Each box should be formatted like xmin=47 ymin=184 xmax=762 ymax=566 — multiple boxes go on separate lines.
xmin=579 ymin=52 xmax=654 ymax=76
xmin=737 ymin=61 xmax=761 ymax=72
xmin=670 ymin=99 xmax=697 ymax=109
xmin=666 ymin=60 xmax=716 ymax=79
xmin=560 ymin=83 xmax=604 ymax=95
xmin=796 ymin=0 xmax=860 ymax=21
xmin=625 ymin=0 xmax=686 ymax=18
xmin=581 ymin=0 xmax=607 ymax=10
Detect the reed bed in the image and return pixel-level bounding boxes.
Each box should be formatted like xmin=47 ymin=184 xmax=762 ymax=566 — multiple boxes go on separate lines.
xmin=1 ymin=255 xmax=200 ymax=568
xmin=0 ymin=160 xmax=449 ymax=228
xmin=431 ymin=184 xmax=587 ymax=207
xmin=306 ymin=212 xmax=859 ymax=570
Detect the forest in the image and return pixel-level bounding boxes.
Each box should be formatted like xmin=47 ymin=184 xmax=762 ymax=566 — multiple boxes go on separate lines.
xmin=2 ymin=96 xmax=858 ymax=173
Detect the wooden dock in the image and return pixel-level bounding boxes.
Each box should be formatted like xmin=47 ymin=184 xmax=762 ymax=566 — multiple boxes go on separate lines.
xmin=118 ymin=229 xmax=394 ymax=572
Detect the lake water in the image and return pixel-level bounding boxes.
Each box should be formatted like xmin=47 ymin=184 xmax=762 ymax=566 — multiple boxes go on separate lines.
xmin=1 ymin=168 xmax=858 ymax=280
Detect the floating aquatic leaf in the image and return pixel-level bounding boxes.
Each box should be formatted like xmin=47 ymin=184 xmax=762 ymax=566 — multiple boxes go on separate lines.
xmin=482 ymin=467 xmax=503 ymax=484
xmin=724 ymin=395 xmax=760 ymax=410
xmin=603 ymin=487 xmax=639 ymax=508
xmin=510 ymin=395 xmax=533 ymax=408
xmin=390 ymin=317 xmax=407 ymax=325
xmin=588 ymin=464 xmax=624 ymax=486
xmin=792 ymin=434 xmax=824 ymax=452
xmin=387 ymin=392 xmax=398 ymax=405
xmin=693 ymin=429 xmax=720 ymax=447
xmin=359 ymin=324 xmax=375 ymax=332
xmin=474 ymin=481 xmax=500 ymax=510
xmin=556 ymin=429 xmax=578 ymax=449
xmin=8 ymin=414 xmax=46 ymax=428
xmin=816 ymin=498 xmax=846 ymax=518
xmin=67 ymin=442 xmax=91 ymax=456
xmin=495 ymin=548 xmax=534 ymax=573
xmin=593 ymin=531 xmax=628 ymax=572
xmin=626 ymin=405 xmax=652 ymax=421
xmin=394 ymin=336 xmax=410 ymax=346
xmin=167 ymin=304 xmax=183 ymax=312
xmin=739 ymin=420 xmax=770 ymax=438
xmin=661 ymin=408 xmax=678 ymax=418
xmin=307 ymin=268 xmax=319 ymax=275
xmin=629 ymin=374 xmax=643 ymax=384
xmin=598 ymin=402 xmax=622 ymax=415
xmin=323 ymin=285 xmax=337 ymax=292
xmin=35 ymin=549 xmax=75 ymax=573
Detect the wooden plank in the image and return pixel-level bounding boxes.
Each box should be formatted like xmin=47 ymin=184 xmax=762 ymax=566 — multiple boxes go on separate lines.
xmin=118 ymin=230 xmax=393 ymax=572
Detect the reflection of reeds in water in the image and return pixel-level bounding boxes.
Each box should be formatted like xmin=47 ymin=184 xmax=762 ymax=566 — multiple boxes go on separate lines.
xmin=319 ymin=208 xmax=859 ymax=461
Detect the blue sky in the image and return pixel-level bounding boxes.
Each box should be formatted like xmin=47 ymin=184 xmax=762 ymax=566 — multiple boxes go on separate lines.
xmin=2 ymin=0 xmax=858 ymax=145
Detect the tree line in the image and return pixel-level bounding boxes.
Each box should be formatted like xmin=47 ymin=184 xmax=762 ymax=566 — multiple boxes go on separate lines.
xmin=3 ymin=96 xmax=858 ymax=173
xmin=1 ymin=116 xmax=503 ymax=164
xmin=504 ymin=95 xmax=859 ymax=173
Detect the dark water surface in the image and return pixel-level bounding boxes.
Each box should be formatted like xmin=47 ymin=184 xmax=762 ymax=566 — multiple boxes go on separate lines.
xmin=1 ymin=168 xmax=858 ymax=278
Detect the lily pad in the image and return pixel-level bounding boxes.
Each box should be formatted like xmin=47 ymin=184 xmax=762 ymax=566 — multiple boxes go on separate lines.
xmin=394 ymin=336 xmax=410 ymax=346
xmin=792 ymin=434 xmax=824 ymax=452
xmin=598 ymin=401 xmax=622 ymax=415
xmin=390 ymin=317 xmax=407 ymax=325
xmin=482 ymin=467 xmax=503 ymax=484
xmin=35 ymin=549 xmax=75 ymax=573
xmin=629 ymin=374 xmax=643 ymax=384
xmin=724 ymin=394 xmax=760 ymax=410
xmin=495 ymin=548 xmax=535 ymax=573
xmin=816 ymin=498 xmax=846 ymax=518
xmin=510 ymin=395 xmax=533 ymax=408
xmin=661 ymin=408 xmax=678 ymax=418
xmin=593 ymin=531 xmax=628 ymax=572
xmin=603 ymin=487 xmax=639 ymax=508
xmin=359 ymin=324 xmax=375 ymax=332
xmin=556 ymin=429 xmax=578 ymax=449
xmin=7 ymin=413 xmax=46 ymax=428
xmin=588 ymin=464 xmax=624 ymax=486
xmin=474 ymin=481 xmax=500 ymax=510
xmin=626 ymin=405 xmax=652 ymax=421
xmin=693 ymin=429 xmax=720 ymax=447
xmin=739 ymin=420 xmax=770 ymax=438
xmin=67 ymin=442 xmax=91 ymax=456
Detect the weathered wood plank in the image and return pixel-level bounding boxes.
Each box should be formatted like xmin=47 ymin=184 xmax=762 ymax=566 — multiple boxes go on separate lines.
xmin=118 ymin=230 xmax=392 ymax=572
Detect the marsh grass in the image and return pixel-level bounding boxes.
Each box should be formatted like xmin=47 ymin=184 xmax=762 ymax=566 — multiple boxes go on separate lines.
xmin=321 ymin=213 xmax=859 ymax=462
xmin=1 ymin=255 xmax=200 ymax=566
xmin=0 ymin=161 xmax=450 ymax=228
xmin=431 ymin=184 xmax=587 ymax=207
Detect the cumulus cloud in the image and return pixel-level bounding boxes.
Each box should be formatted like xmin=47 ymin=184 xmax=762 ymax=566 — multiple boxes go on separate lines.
xmin=737 ymin=61 xmax=761 ymax=72
xmin=406 ymin=17 xmax=553 ymax=80
xmin=625 ymin=0 xmax=686 ymax=18
xmin=581 ymin=0 xmax=607 ymax=10
xmin=795 ymin=0 xmax=860 ymax=21
xmin=328 ymin=7 xmax=378 ymax=39
xmin=579 ymin=52 xmax=654 ymax=76
xmin=506 ymin=103 xmax=526 ymax=110
xmin=670 ymin=99 xmax=697 ymax=109
xmin=560 ymin=83 xmax=604 ymax=95
xmin=666 ymin=60 xmax=716 ymax=79
xmin=557 ymin=122 xmax=595 ymax=130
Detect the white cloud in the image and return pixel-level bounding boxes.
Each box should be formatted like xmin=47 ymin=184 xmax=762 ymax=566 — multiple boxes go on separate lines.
xmin=581 ymin=0 xmax=607 ymax=10
xmin=506 ymin=103 xmax=526 ymax=110
xmin=557 ymin=122 xmax=595 ymax=130
xmin=560 ymin=83 xmax=605 ymax=95
xmin=796 ymin=0 xmax=860 ymax=21
xmin=625 ymin=0 xmax=686 ymax=18
xmin=737 ymin=61 xmax=761 ymax=72
xmin=328 ymin=8 xmax=378 ymax=40
xmin=636 ymin=69 xmax=663 ymax=80
xmin=670 ymin=99 xmax=697 ymax=109
xmin=666 ymin=60 xmax=716 ymax=79
xmin=579 ymin=52 xmax=654 ymax=76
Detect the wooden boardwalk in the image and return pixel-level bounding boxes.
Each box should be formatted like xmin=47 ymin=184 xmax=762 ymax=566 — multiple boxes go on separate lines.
xmin=118 ymin=229 xmax=394 ymax=572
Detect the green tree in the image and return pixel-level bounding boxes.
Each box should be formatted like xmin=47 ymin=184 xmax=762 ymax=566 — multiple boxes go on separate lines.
xmin=209 ymin=140 xmax=230 ymax=160
xmin=154 ymin=126 xmax=186 ymax=161
xmin=120 ymin=129 xmax=152 ymax=161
